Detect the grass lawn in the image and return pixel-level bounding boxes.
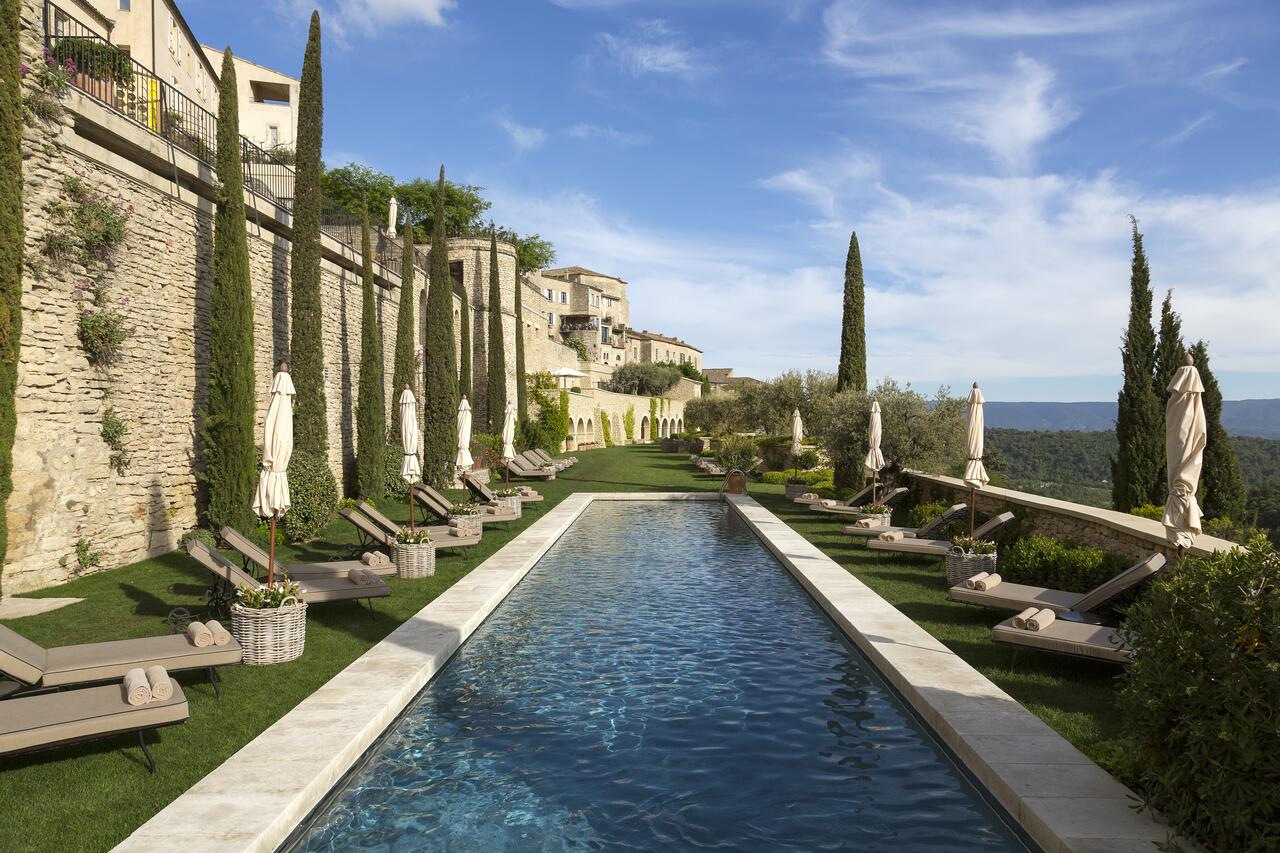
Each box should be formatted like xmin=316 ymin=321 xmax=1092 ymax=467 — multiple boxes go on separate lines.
xmin=1 ymin=445 xmax=1126 ymax=852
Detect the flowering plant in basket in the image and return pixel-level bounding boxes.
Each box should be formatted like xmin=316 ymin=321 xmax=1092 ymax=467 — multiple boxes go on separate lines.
xmin=863 ymin=503 xmax=891 ymax=515
xmin=396 ymin=527 xmax=433 ymax=545
xmin=496 ymin=487 xmax=519 ymax=498
xmin=238 ymin=580 xmax=302 ymax=609
xmin=952 ymin=536 xmax=997 ymax=555
xmin=450 ymin=499 xmax=482 ymax=517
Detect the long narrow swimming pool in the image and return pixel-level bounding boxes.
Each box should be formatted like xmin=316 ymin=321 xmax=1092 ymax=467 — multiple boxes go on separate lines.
xmin=292 ymin=500 xmax=1029 ymax=851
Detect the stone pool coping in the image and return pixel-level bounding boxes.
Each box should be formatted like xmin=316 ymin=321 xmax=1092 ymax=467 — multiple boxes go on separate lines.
xmin=115 ymin=492 xmax=1169 ymax=852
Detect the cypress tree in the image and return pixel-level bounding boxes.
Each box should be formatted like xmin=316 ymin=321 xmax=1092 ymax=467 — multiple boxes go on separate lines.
xmin=0 ymin=0 xmax=24 ymax=578
xmin=1111 ymin=217 xmax=1162 ymax=511
xmin=422 ymin=166 xmax=458 ymax=486
xmin=514 ymin=253 xmax=528 ymax=422
xmin=199 ymin=48 xmax=257 ymax=534
xmin=486 ymin=229 xmax=507 ymax=432
xmin=1189 ymin=341 xmax=1247 ymax=522
xmin=289 ymin=11 xmax=327 ymax=456
xmin=834 ymin=229 xmax=867 ymax=488
xmin=389 ymin=219 xmax=416 ymax=439
xmin=1152 ymin=289 xmax=1185 ymax=505
xmin=459 ymin=283 xmax=472 ymax=402
xmin=355 ymin=210 xmax=386 ymax=500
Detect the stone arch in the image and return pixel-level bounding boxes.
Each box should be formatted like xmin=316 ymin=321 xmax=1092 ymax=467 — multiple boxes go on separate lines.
xmin=640 ymin=416 xmax=649 ymax=440
xmin=576 ymin=418 xmax=586 ymax=441
xmin=586 ymin=417 xmax=593 ymax=442
xmin=677 ymin=418 xmax=684 ymax=434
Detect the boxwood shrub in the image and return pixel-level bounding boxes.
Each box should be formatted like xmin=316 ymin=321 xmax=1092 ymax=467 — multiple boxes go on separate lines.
xmin=281 ymin=450 xmax=337 ymax=542
xmin=1118 ymin=539 xmax=1279 ymax=851
xmin=1000 ymin=534 xmax=1129 ymax=594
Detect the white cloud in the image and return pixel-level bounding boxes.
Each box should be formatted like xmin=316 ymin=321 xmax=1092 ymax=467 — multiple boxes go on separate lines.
xmin=565 ymin=123 xmax=650 ymax=146
xmin=756 ymin=148 xmax=880 ymax=217
xmin=1201 ymin=57 xmax=1247 ymax=81
xmin=598 ymin=20 xmax=706 ymax=77
xmin=495 ymin=114 xmax=547 ymax=154
xmin=279 ymin=0 xmax=453 ymax=41
xmin=960 ymin=54 xmax=1075 ymax=173
xmin=1161 ymin=111 xmax=1214 ymax=146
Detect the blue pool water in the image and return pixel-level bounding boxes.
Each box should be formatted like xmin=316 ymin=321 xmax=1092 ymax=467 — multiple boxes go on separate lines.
xmin=293 ymin=501 xmax=1028 ymax=852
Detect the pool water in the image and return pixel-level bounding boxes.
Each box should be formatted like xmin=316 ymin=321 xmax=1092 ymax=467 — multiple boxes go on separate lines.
xmin=293 ymin=501 xmax=1028 ymax=852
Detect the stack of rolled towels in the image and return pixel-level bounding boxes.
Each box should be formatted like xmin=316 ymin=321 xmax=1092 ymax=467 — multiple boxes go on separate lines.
xmin=819 ymin=499 xmax=838 ymax=508
xmin=123 ymin=665 xmax=174 ymax=706
xmin=964 ymin=572 xmax=1002 ymax=591
xmin=1013 ymin=607 xmax=1056 ymax=631
xmin=854 ymin=517 xmax=884 ymax=529
xmin=347 ymin=567 xmax=379 ymax=586
xmin=798 ymin=492 xmax=819 ymax=503
xmin=361 ymin=551 xmax=391 ymax=567
xmin=185 ymin=619 xmax=231 ymax=647
xmin=878 ymin=530 xmax=905 ymax=542
xmin=517 ymin=486 xmax=534 ymax=497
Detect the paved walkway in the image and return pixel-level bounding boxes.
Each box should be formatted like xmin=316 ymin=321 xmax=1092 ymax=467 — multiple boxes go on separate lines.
xmin=0 ymin=596 xmax=83 ymax=619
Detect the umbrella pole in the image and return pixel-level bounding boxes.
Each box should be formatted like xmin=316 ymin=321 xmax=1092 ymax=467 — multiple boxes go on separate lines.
xmin=268 ymin=516 xmax=277 ymax=586
xmin=969 ymin=488 xmax=976 ymax=538
xmin=872 ymin=471 xmax=877 ymax=505
xmin=409 ymin=490 xmax=415 ymax=534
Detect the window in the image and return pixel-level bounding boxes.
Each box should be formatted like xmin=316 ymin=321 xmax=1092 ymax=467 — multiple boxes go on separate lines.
xmin=560 ymin=291 xmax=568 ymax=304
xmin=119 ymin=0 xmax=130 ymax=10
xmin=268 ymin=125 xmax=279 ymax=146
xmin=601 ymin=325 xmax=609 ymax=344
xmin=547 ymin=312 xmax=555 ymax=327
xmin=544 ymin=288 xmax=552 ymax=300
xmin=167 ymin=13 xmax=175 ymax=52
xmin=632 ymin=347 xmax=638 ymax=359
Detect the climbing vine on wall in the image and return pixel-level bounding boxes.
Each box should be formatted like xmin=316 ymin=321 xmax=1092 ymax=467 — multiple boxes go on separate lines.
xmin=623 ymin=406 xmax=635 ymax=442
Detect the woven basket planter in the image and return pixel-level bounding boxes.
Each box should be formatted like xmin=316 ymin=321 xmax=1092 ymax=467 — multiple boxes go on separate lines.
xmin=784 ymin=482 xmax=809 ymax=500
xmin=859 ymin=511 xmax=892 ymax=528
xmin=945 ymin=548 xmax=999 ymax=587
xmin=497 ymin=496 xmax=522 ymax=519
xmin=450 ymin=513 xmax=482 ymax=537
xmin=230 ymin=598 xmax=307 ymax=666
xmin=393 ymin=541 xmax=436 ymax=579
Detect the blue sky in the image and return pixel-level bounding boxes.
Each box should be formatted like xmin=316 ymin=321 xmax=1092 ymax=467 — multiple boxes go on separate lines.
xmin=183 ymin=0 xmax=1280 ymax=402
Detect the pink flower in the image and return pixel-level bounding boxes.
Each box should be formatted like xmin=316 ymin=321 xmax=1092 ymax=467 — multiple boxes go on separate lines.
xmin=19 ymin=63 xmax=30 ymax=75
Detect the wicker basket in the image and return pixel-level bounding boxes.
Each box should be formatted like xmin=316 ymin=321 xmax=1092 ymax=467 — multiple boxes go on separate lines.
xmin=449 ymin=513 xmax=482 ymax=537
xmin=860 ymin=511 xmax=892 ymax=528
xmin=393 ymin=541 xmax=436 ymax=578
xmin=230 ymin=597 xmax=307 ymax=666
xmin=498 ymin=496 xmax=522 ymax=519
xmin=784 ymin=482 xmax=809 ymax=500
xmin=945 ymin=547 xmax=999 ymax=587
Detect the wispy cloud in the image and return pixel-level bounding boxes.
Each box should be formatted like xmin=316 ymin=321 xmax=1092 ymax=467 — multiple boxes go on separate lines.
xmin=281 ymin=0 xmax=455 ymax=41
xmin=565 ymin=123 xmax=650 ymax=145
xmin=1201 ymin=57 xmax=1247 ymax=82
xmin=495 ymin=114 xmax=547 ymax=154
xmin=597 ymin=20 xmax=707 ymax=77
xmin=756 ymin=148 xmax=880 ymax=217
xmin=1161 ymin=111 xmax=1214 ymax=146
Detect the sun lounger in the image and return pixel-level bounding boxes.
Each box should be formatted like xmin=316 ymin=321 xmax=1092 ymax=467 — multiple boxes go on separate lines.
xmin=187 ymin=540 xmax=389 ymax=613
xmin=462 ymin=472 xmax=542 ymax=504
xmin=843 ymin=503 xmax=969 ymax=538
xmin=795 ymin=481 xmax=876 ymax=507
xmin=949 ymin=553 xmax=1166 ymax=615
xmin=220 ymin=527 xmax=392 ymax=580
xmin=810 ymin=486 xmax=909 ymax=516
xmin=412 ymin=484 xmax=519 ymax=524
xmin=0 ymin=623 xmax=240 ymax=697
xmin=0 ymin=681 xmax=188 ymax=773
xmin=527 ymin=448 xmax=574 ymax=469
xmin=991 ymin=616 xmax=1131 ymax=664
xmin=520 ymin=450 xmax=568 ymax=472
xmin=866 ymin=511 xmax=1017 ymax=557
xmin=499 ymin=457 xmax=557 ymax=480
xmin=342 ymin=506 xmax=480 ymax=552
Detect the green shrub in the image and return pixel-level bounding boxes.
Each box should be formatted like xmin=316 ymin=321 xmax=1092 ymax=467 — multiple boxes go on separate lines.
xmin=603 ymin=362 xmax=682 ymax=396
xmin=1118 ymin=538 xmax=1280 ymax=851
xmin=1130 ymin=504 xmax=1164 ymax=521
xmin=281 ymin=450 xmax=337 ymax=542
xmin=1001 ymin=534 xmax=1129 ymax=594
xmin=762 ymin=469 xmax=830 ymax=486
xmin=250 ymin=520 xmax=284 ymax=550
xmin=796 ymin=449 xmax=820 ymax=470
xmin=1203 ymin=516 xmax=1267 ymax=545
xmin=908 ymin=500 xmax=949 ymax=529
xmin=716 ymin=434 xmax=758 ymax=471
xmin=563 ymin=337 xmax=589 ymax=360
xmin=383 ymin=447 xmax=409 ymax=501
xmin=179 ymin=528 xmax=216 ymax=550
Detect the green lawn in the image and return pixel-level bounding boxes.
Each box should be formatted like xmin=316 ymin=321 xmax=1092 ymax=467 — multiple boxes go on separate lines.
xmin=1 ymin=445 xmax=1125 ymax=852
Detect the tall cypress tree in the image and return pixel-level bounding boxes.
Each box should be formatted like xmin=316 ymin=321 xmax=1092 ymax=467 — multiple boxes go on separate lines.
xmin=514 ymin=254 xmax=528 ymax=422
xmin=355 ymin=211 xmax=386 ymax=500
xmin=1152 ymin=289 xmax=1185 ymax=505
xmin=1189 ymin=341 xmax=1247 ymax=522
xmin=389 ymin=219 xmax=416 ymax=439
xmin=486 ymin=229 xmax=507 ymax=432
xmin=200 ymin=48 xmax=257 ymax=534
xmin=1111 ymin=217 xmax=1162 ymax=511
xmin=289 ymin=11 xmax=327 ymax=456
xmin=0 ymin=0 xmax=24 ymax=578
xmin=834 ymin=229 xmax=867 ymax=488
xmin=422 ymin=166 xmax=458 ymax=486
xmin=459 ymin=283 xmax=472 ymax=402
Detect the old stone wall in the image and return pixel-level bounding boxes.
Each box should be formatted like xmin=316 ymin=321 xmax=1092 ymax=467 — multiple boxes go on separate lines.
xmin=449 ymin=238 xmax=517 ymax=431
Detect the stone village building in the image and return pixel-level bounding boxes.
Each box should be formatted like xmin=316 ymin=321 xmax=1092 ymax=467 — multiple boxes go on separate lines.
xmin=7 ymin=0 xmax=704 ymax=595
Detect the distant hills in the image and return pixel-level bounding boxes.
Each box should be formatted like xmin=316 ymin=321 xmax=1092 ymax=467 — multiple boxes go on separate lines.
xmin=985 ymin=399 xmax=1280 ymax=439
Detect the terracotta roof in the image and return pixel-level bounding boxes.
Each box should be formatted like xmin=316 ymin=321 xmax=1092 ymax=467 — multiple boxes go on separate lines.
xmin=543 ymin=266 xmax=625 ymax=283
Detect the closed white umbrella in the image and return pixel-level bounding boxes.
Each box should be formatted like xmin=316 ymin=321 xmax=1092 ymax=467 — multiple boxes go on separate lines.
xmin=963 ymin=383 xmax=989 ymax=536
xmin=1164 ymin=355 xmax=1206 ymax=554
xmin=253 ymin=368 xmax=295 ymax=584
xmin=455 ymin=397 xmax=474 ymax=472
xmin=398 ymin=387 xmax=422 ymax=532
xmin=790 ymin=407 xmax=804 ymax=480
xmin=500 ymin=400 xmax=517 ymax=483
xmin=865 ymin=400 xmax=886 ymax=503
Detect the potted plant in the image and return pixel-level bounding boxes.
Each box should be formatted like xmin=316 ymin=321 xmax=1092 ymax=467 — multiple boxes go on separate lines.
xmin=393 ymin=526 xmax=435 ymax=579
xmin=494 ymin=486 xmax=522 ymax=519
xmin=230 ymin=579 xmax=306 ymax=666
xmin=449 ymin=499 xmax=483 ymax=538
xmin=946 ymin=536 xmax=998 ymax=587
xmin=784 ymin=476 xmax=810 ymax=500
xmin=859 ymin=502 xmax=893 ymax=527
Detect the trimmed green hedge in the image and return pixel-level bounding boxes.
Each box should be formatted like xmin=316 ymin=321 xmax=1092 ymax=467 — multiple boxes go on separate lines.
xmin=1000 ymin=534 xmax=1129 ymax=594
xmin=281 ymin=450 xmax=337 ymax=542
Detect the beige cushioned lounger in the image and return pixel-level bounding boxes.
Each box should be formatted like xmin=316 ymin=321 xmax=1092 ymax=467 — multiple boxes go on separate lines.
xmin=527 ymin=449 xmax=571 ymax=469
xmin=866 ymin=512 xmax=1016 ymax=557
xmin=843 ymin=503 xmax=968 ymax=539
xmin=809 ymin=487 xmax=908 ymax=516
xmin=500 ymin=458 xmax=556 ymax=480
xmin=1 ymin=682 xmax=188 ymax=755
xmin=187 ymin=540 xmax=390 ymax=604
xmin=991 ymin=618 xmax=1131 ymax=664
xmin=464 ymin=473 xmax=543 ymax=503
xmin=220 ymin=527 xmax=384 ymax=580
xmin=413 ymin=485 xmax=519 ymax=524
xmin=949 ymin=553 xmax=1166 ymax=614
xmin=352 ymin=501 xmax=483 ymax=548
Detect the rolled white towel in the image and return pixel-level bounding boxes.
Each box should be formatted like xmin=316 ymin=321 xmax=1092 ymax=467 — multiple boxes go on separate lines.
xmin=854 ymin=518 xmax=877 ymax=529
xmin=185 ymin=621 xmax=213 ymax=648
xmin=361 ymin=568 xmax=379 ymax=584
xmin=964 ymin=572 xmax=989 ymax=590
xmin=360 ymin=551 xmax=377 ymax=566
xmin=368 ymin=552 xmax=390 ymax=567
xmin=878 ymin=530 xmax=905 ymax=542
xmin=204 ymin=619 xmax=232 ymax=646
xmin=974 ymin=573 xmax=1001 ymax=591
xmin=123 ymin=668 xmax=152 ymax=706
xmin=1025 ymin=608 xmax=1056 ymax=632
xmin=820 ymin=499 xmax=837 ymax=508
xmin=348 ymin=567 xmax=373 ymax=586
xmin=145 ymin=665 xmax=173 ymax=702
xmin=1012 ymin=607 xmax=1039 ymax=630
